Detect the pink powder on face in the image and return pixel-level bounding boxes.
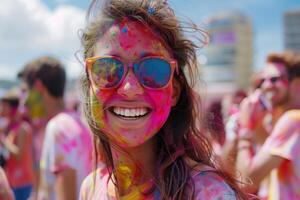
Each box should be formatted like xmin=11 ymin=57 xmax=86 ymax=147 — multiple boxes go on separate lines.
xmin=118 ymin=21 xmax=138 ymax=51
xmin=91 ymin=20 xmax=177 ymax=147
xmin=143 ymin=86 xmax=173 ymax=136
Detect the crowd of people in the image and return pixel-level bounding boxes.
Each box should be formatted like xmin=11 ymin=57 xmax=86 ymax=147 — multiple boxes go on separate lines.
xmin=0 ymin=0 xmax=300 ymax=199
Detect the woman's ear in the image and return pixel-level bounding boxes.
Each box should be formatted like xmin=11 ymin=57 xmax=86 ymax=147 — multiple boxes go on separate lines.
xmin=171 ymin=79 xmax=181 ymax=106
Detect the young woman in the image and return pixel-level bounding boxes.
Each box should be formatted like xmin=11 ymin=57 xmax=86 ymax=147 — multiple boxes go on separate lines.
xmin=79 ymin=0 xmax=249 ymax=199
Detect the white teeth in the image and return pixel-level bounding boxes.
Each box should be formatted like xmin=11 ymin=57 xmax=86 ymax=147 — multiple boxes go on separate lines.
xmin=125 ymin=109 xmax=130 ymax=116
xmin=113 ymin=107 xmax=148 ymax=117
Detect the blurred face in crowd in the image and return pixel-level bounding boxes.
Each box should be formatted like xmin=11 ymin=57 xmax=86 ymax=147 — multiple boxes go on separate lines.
xmin=0 ymin=101 xmax=17 ymax=121
xmin=22 ymin=82 xmax=46 ymax=119
xmin=260 ymin=62 xmax=289 ymax=107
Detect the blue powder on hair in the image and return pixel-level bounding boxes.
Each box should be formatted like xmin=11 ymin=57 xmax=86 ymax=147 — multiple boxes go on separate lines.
xmin=147 ymin=7 xmax=155 ymax=15
xmin=121 ymin=26 xmax=128 ymax=33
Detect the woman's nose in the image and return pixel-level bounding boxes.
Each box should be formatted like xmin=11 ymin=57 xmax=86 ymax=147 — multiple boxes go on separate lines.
xmin=117 ymin=69 xmax=144 ymax=99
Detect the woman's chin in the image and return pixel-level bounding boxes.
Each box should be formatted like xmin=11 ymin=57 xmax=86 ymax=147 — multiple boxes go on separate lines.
xmin=109 ymin=130 xmax=156 ymax=148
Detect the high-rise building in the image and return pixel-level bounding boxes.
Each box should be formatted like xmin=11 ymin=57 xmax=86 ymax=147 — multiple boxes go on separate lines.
xmin=284 ymin=9 xmax=300 ymax=52
xmin=199 ymin=11 xmax=253 ymax=96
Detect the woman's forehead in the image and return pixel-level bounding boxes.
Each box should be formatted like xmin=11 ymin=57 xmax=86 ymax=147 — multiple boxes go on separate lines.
xmin=94 ymin=19 xmax=172 ymax=60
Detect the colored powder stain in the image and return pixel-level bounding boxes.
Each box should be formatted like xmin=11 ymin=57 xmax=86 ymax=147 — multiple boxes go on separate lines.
xmin=121 ymin=26 xmax=128 ymax=33
xmin=119 ymin=135 xmax=131 ymax=145
xmin=118 ymin=20 xmax=142 ymax=51
xmin=26 ymin=90 xmax=46 ymax=118
xmin=118 ymin=30 xmax=136 ymax=50
xmin=116 ymin=165 xmax=132 ymax=190
xmin=147 ymin=7 xmax=155 ymax=15
xmin=91 ymin=94 xmax=105 ymax=128
xmin=111 ymin=31 xmax=117 ymax=37
xmin=278 ymin=160 xmax=291 ymax=182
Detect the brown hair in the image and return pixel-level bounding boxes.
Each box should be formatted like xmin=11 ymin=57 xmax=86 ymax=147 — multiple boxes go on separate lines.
xmin=267 ymin=50 xmax=300 ymax=81
xmin=81 ymin=0 xmax=249 ymax=199
xmin=18 ymin=56 xmax=66 ymax=98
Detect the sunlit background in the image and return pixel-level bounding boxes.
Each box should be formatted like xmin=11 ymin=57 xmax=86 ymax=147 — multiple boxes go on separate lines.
xmin=1 ymin=0 xmax=300 ymax=100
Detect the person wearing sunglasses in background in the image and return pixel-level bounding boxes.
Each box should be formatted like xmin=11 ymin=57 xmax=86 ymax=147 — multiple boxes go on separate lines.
xmin=236 ymin=51 xmax=300 ymax=200
xmin=79 ymin=0 xmax=250 ymax=199
xmin=18 ymin=57 xmax=93 ymax=200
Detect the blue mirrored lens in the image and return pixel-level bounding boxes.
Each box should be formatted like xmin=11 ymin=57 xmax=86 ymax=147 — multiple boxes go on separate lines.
xmin=91 ymin=58 xmax=124 ymax=88
xmin=135 ymin=58 xmax=172 ymax=88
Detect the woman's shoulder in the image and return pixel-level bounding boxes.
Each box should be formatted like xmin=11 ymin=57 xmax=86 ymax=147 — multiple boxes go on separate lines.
xmin=190 ymin=165 xmax=237 ymax=200
xmin=80 ymin=167 xmax=109 ymax=200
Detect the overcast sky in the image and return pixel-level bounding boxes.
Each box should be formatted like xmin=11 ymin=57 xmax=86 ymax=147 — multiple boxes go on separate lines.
xmin=0 ymin=0 xmax=299 ymax=81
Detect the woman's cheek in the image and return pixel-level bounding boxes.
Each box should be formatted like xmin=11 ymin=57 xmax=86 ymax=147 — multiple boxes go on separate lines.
xmin=149 ymin=85 xmax=173 ymax=108
xmin=147 ymin=86 xmax=173 ymax=122
xmin=90 ymin=88 xmax=114 ymax=129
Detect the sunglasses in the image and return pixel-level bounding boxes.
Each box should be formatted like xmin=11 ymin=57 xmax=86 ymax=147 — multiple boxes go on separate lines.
xmin=86 ymin=56 xmax=178 ymax=90
xmin=257 ymin=75 xmax=288 ymax=88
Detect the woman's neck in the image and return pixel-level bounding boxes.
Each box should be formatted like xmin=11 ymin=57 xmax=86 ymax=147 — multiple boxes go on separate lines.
xmin=110 ymin=136 xmax=157 ymax=196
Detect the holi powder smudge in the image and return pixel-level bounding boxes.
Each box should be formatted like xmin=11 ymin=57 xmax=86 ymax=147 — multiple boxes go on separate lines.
xmin=121 ymin=26 xmax=128 ymax=33
xmin=91 ymin=93 xmax=105 ymax=129
xmin=114 ymin=163 xmax=153 ymax=199
xmin=118 ymin=21 xmax=141 ymax=51
xmin=147 ymin=7 xmax=155 ymax=15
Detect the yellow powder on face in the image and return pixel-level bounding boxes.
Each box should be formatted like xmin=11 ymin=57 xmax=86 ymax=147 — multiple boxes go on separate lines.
xmin=91 ymin=93 xmax=105 ymax=128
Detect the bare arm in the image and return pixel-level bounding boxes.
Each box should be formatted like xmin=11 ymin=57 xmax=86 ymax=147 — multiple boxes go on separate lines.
xmin=55 ymin=168 xmax=77 ymax=200
xmin=0 ymin=135 xmax=19 ymax=155
xmin=1 ymin=123 xmax=31 ymax=161
xmin=236 ymin=139 xmax=284 ymax=192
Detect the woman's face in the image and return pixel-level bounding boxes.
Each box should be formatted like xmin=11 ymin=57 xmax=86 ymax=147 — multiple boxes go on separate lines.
xmin=89 ymin=20 xmax=179 ymax=147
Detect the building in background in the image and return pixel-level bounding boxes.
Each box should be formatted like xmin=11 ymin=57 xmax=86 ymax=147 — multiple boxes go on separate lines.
xmin=284 ymin=8 xmax=300 ymax=52
xmin=197 ymin=11 xmax=253 ymax=100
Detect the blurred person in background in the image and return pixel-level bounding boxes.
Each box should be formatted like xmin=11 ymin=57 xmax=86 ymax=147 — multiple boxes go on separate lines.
xmin=222 ymin=89 xmax=247 ymax=123
xmin=236 ymin=50 xmax=300 ymax=200
xmin=0 ymin=87 xmax=34 ymax=200
xmin=18 ymin=56 xmax=93 ymax=200
xmin=218 ymin=89 xmax=247 ymax=175
xmin=204 ymin=100 xmax=226 ymax=157
xmin=17 ymin=80 xmax=48 ymax=200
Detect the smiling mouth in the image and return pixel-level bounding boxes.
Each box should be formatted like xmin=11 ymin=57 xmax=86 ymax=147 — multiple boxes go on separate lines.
xmin=109 ymin=107 xmax=151 ymax=119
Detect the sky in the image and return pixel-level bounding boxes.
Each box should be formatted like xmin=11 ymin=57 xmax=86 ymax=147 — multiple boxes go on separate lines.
xmin=0 ymin=0 xmax=300 ymax=81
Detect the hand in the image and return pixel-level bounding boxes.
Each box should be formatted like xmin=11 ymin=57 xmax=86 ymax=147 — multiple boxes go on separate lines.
xmin=239 ymin=89 xmax=269 ymax=130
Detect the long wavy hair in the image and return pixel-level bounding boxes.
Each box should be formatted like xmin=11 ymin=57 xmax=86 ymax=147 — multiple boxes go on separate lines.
xmin=80 ymin=0 xmax=249 ymax=199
